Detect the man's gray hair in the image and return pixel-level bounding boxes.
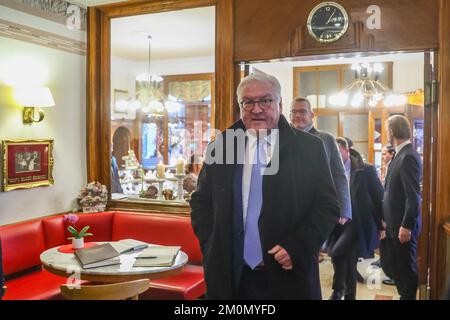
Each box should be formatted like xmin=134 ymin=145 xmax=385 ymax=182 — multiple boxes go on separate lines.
xmin=386 ymin=114 xmax=412 ymax=140
xmin=236 ymin=69 xmax=282 ymax=102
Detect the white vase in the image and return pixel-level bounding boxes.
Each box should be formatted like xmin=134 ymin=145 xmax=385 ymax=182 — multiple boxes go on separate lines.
xmin=72 ymin=237 xmax=84 ymax=249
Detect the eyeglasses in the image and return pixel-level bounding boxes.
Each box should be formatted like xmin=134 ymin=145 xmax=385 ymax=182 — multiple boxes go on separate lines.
xmin=290 ymin=109 xmax=309 ymax=116
xmin=239 ymin=98 xmax=274 ymax=111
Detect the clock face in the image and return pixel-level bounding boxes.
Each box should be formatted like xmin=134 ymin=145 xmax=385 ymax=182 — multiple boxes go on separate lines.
xmin=307 ymin=2 xmax=349 ymax=43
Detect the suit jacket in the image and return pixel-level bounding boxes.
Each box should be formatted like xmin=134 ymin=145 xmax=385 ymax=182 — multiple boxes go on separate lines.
xmin=308 ymin=127 xmax=351 ymax=219
xmin=348 ymin=149 xmax=384 ymax=258
xmin=382 ymin=143 xmax=422 ymax=236
xmin=190 ymin=115 xmax=339 ymax=299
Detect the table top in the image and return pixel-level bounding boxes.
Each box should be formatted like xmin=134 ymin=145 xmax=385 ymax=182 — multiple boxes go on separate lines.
xmin=40 ymin=242 xmax=188 ymax=282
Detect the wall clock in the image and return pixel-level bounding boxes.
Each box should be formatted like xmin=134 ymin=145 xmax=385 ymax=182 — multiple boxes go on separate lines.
xmin=307 ymin=2 xmax=349 ymax=43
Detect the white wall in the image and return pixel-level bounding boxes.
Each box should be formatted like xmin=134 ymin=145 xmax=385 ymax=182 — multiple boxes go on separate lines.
xmin=110 ymin=55 xmax=214 ymax=119
xmin=0 ymin=9 xmax=86 ymax=225
xmin=111 ymin=55 xmax=215 ymax=94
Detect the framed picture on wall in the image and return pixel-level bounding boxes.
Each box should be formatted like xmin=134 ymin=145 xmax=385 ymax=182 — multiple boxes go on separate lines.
xmin=113 ymin=89 xmax=129 ymax=114
xmin=2 ymin=139 xmax=54 ymax=192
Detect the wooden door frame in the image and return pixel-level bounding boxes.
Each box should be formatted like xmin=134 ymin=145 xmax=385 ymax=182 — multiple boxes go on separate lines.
xmin=87 ymin=0 xmax=234 ymax=201
xmin=431 ymin=0 xmax=450 ymax=299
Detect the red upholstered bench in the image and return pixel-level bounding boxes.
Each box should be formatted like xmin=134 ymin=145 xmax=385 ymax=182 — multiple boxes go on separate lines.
xmin=0 ymin=211 xmax=205 ymax=300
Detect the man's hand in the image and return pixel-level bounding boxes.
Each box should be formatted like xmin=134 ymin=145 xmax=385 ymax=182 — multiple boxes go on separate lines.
xmin=338 ymin=217 xmax=349 ymax=225
xmin=398 ymin=227 xmax=411 ymax=244
xmin=379 ymin=230 xmax=386 ymax=240
xmin=268 ymin=245 xmax=293 ymax=270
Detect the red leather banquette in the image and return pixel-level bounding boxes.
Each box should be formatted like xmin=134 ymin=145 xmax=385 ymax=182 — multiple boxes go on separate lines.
xmin=0 ymin=211 xmax=205 ymax=300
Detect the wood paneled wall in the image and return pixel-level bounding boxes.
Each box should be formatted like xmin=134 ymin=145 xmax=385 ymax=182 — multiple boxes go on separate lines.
xmin=234 ymin=0 xmax=439 ymax=62
xmin=433 ymin=0 xmax=450 ymax=299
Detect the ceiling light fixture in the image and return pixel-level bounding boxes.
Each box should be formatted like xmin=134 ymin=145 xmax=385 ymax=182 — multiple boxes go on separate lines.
xmin=134 ymin=35 xmax=181 ymax=118
xmin=329 ymin=62 xmax=407 ymax=108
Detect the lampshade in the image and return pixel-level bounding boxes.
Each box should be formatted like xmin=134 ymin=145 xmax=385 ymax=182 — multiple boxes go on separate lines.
xmin=14 ymin=87 xmax=55 ymax=107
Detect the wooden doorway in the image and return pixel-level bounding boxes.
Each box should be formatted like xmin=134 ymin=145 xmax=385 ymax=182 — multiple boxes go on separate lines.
xmin=112 ymin=126 xmax=132 ymax=169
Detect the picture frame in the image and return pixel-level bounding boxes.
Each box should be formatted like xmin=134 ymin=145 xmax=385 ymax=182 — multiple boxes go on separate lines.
xmin=113 ymin=89 xmax=129 ymax=114
xmin=2 ymin=139 xmax=54 ymax=192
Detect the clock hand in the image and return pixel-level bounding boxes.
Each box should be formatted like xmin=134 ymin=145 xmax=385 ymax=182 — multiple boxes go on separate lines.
xmin=326 ymin=9 xmax=336 ymax=24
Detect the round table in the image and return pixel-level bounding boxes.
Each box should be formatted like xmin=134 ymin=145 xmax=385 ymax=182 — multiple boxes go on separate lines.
xmin=40 ymin=242 xmax=188 ymax=283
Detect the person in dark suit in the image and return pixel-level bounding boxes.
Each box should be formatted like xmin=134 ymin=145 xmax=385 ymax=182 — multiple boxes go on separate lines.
xmin=327 ymin=138 xmax=384 ymax=300
xmin=289 ymin=97 xmax=352 ymax=230
xmin=190 ymin=71 xmax=339 ymax=299
xmin=371 ymin=144 xmax=396 ymax=286
xmin=383 ymin=114 xmax=422 ymax=300
xmin=0 ymin=236 xmax=5 ymax=299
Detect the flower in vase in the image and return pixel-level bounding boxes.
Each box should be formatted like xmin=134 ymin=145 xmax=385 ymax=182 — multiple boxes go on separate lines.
xmin=63 ymin=214 xmax=93 ymax=239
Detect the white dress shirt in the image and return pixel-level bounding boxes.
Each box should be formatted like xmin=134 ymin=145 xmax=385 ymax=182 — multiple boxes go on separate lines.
xmin=242 ymin=130 xmax=278 ymax=227
xmin=395 ymin=140 xmax=411 ymax=155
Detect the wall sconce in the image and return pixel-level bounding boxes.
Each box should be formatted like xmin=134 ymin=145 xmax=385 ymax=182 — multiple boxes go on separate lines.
xmin=14 ymin=87 xmax=55 ymax=124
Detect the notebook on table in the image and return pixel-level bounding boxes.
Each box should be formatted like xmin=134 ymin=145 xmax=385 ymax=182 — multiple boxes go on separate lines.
xmin=110 ymin=239 xmax=149 ymax=254
xmin=133 ymin=245 xmax=181 ymax=267
xmin=74 ymin=243 xmax=120 ymax=269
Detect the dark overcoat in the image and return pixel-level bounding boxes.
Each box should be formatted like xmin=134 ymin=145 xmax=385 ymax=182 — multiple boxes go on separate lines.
xmin=382 ymin=144 xmax=422 ymax=236
xmin=348 ymin=149 xmax=384 ymax=258
xmin=190 ymin=115 xmax=339 ymax=299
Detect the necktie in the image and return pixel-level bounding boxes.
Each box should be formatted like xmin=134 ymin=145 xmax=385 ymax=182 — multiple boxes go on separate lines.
xmin=243 ymin=140 xmax=266 ymax=269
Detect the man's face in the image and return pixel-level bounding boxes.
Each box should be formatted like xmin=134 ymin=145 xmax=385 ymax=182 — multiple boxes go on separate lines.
xmin=290 ymin=101 xmax=314 ymax=130
xmin=338 ymin=144 xmax=350 ymax=162
xmin=240 ymin=80 xmax=281 ymax=132
xmin=382 ymin=147 xmax=393 ymax=164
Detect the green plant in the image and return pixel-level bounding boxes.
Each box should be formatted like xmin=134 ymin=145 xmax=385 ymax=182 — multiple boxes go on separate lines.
xmin=67 ymin=225 xmax=93 ymax=239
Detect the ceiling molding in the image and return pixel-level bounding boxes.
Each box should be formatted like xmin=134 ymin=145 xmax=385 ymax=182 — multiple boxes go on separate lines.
xmin=1 ymin=0 xmax=87 ymax=31
xmin=0 ymin=19 xmax=86 ymax=55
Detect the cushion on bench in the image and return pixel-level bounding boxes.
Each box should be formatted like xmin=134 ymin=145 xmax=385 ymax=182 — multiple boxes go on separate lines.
xmin=42 ymin=216 xmax=67 ymax=249
xmin=1 ymin=220 xmax=46 ymax=276
xmin=3 ymin=269 xmax=73 ymax=300
xmin=112 ymin=211 xmax=202 ymax=264
xmin=64 ymin=212 xmax=114 ymax=242
xmin=141 ymin=265 xmax=205 ymax=300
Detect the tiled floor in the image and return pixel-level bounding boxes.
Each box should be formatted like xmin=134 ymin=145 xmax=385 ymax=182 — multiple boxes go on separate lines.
xmin=319 ymin=254 xmax=400 ymax=300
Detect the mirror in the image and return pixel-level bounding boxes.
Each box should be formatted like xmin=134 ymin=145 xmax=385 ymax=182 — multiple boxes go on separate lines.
xmin=109 ymin=6 xmax=216 ymax=203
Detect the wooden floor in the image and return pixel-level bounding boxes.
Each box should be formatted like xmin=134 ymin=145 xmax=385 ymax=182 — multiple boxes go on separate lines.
xmin=319 ymin=254 xmax=399 ymax=300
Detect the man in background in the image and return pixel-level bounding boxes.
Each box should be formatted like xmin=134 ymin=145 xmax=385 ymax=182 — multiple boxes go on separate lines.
xmin=383 ymin=115 xmax=422 ymax=300
xmin=329 ymin=137 xmax=384 ymax=300
xmin=381 ymin=144 xmax=396 ymax=185
xmin=289 ymin=97 xmax=351 ymax=268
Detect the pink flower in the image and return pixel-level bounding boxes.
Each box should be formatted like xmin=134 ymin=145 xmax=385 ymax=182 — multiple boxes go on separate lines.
xmin=63 ymin=214 xmax=79 ymax=225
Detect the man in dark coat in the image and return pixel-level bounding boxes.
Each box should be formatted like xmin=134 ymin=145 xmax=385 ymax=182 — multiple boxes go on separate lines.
xmin=383 ymin=115 xmax=422 ymax=300
xmin=289 ymin=97 xmax=352 ymax=228
xmin=190 ymin=71 xmax=339 ymax=299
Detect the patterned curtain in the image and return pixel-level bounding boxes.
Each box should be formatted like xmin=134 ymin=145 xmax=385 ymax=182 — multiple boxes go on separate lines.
xmin=168 ymin=80 xmax=211 ymax=102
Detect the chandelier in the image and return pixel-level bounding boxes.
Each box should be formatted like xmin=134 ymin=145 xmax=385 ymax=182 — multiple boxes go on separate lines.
xmin=135 ymin=35 xmax=181 ymax=117
xmin=329 ymin=63 xmax=407 ymax=108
